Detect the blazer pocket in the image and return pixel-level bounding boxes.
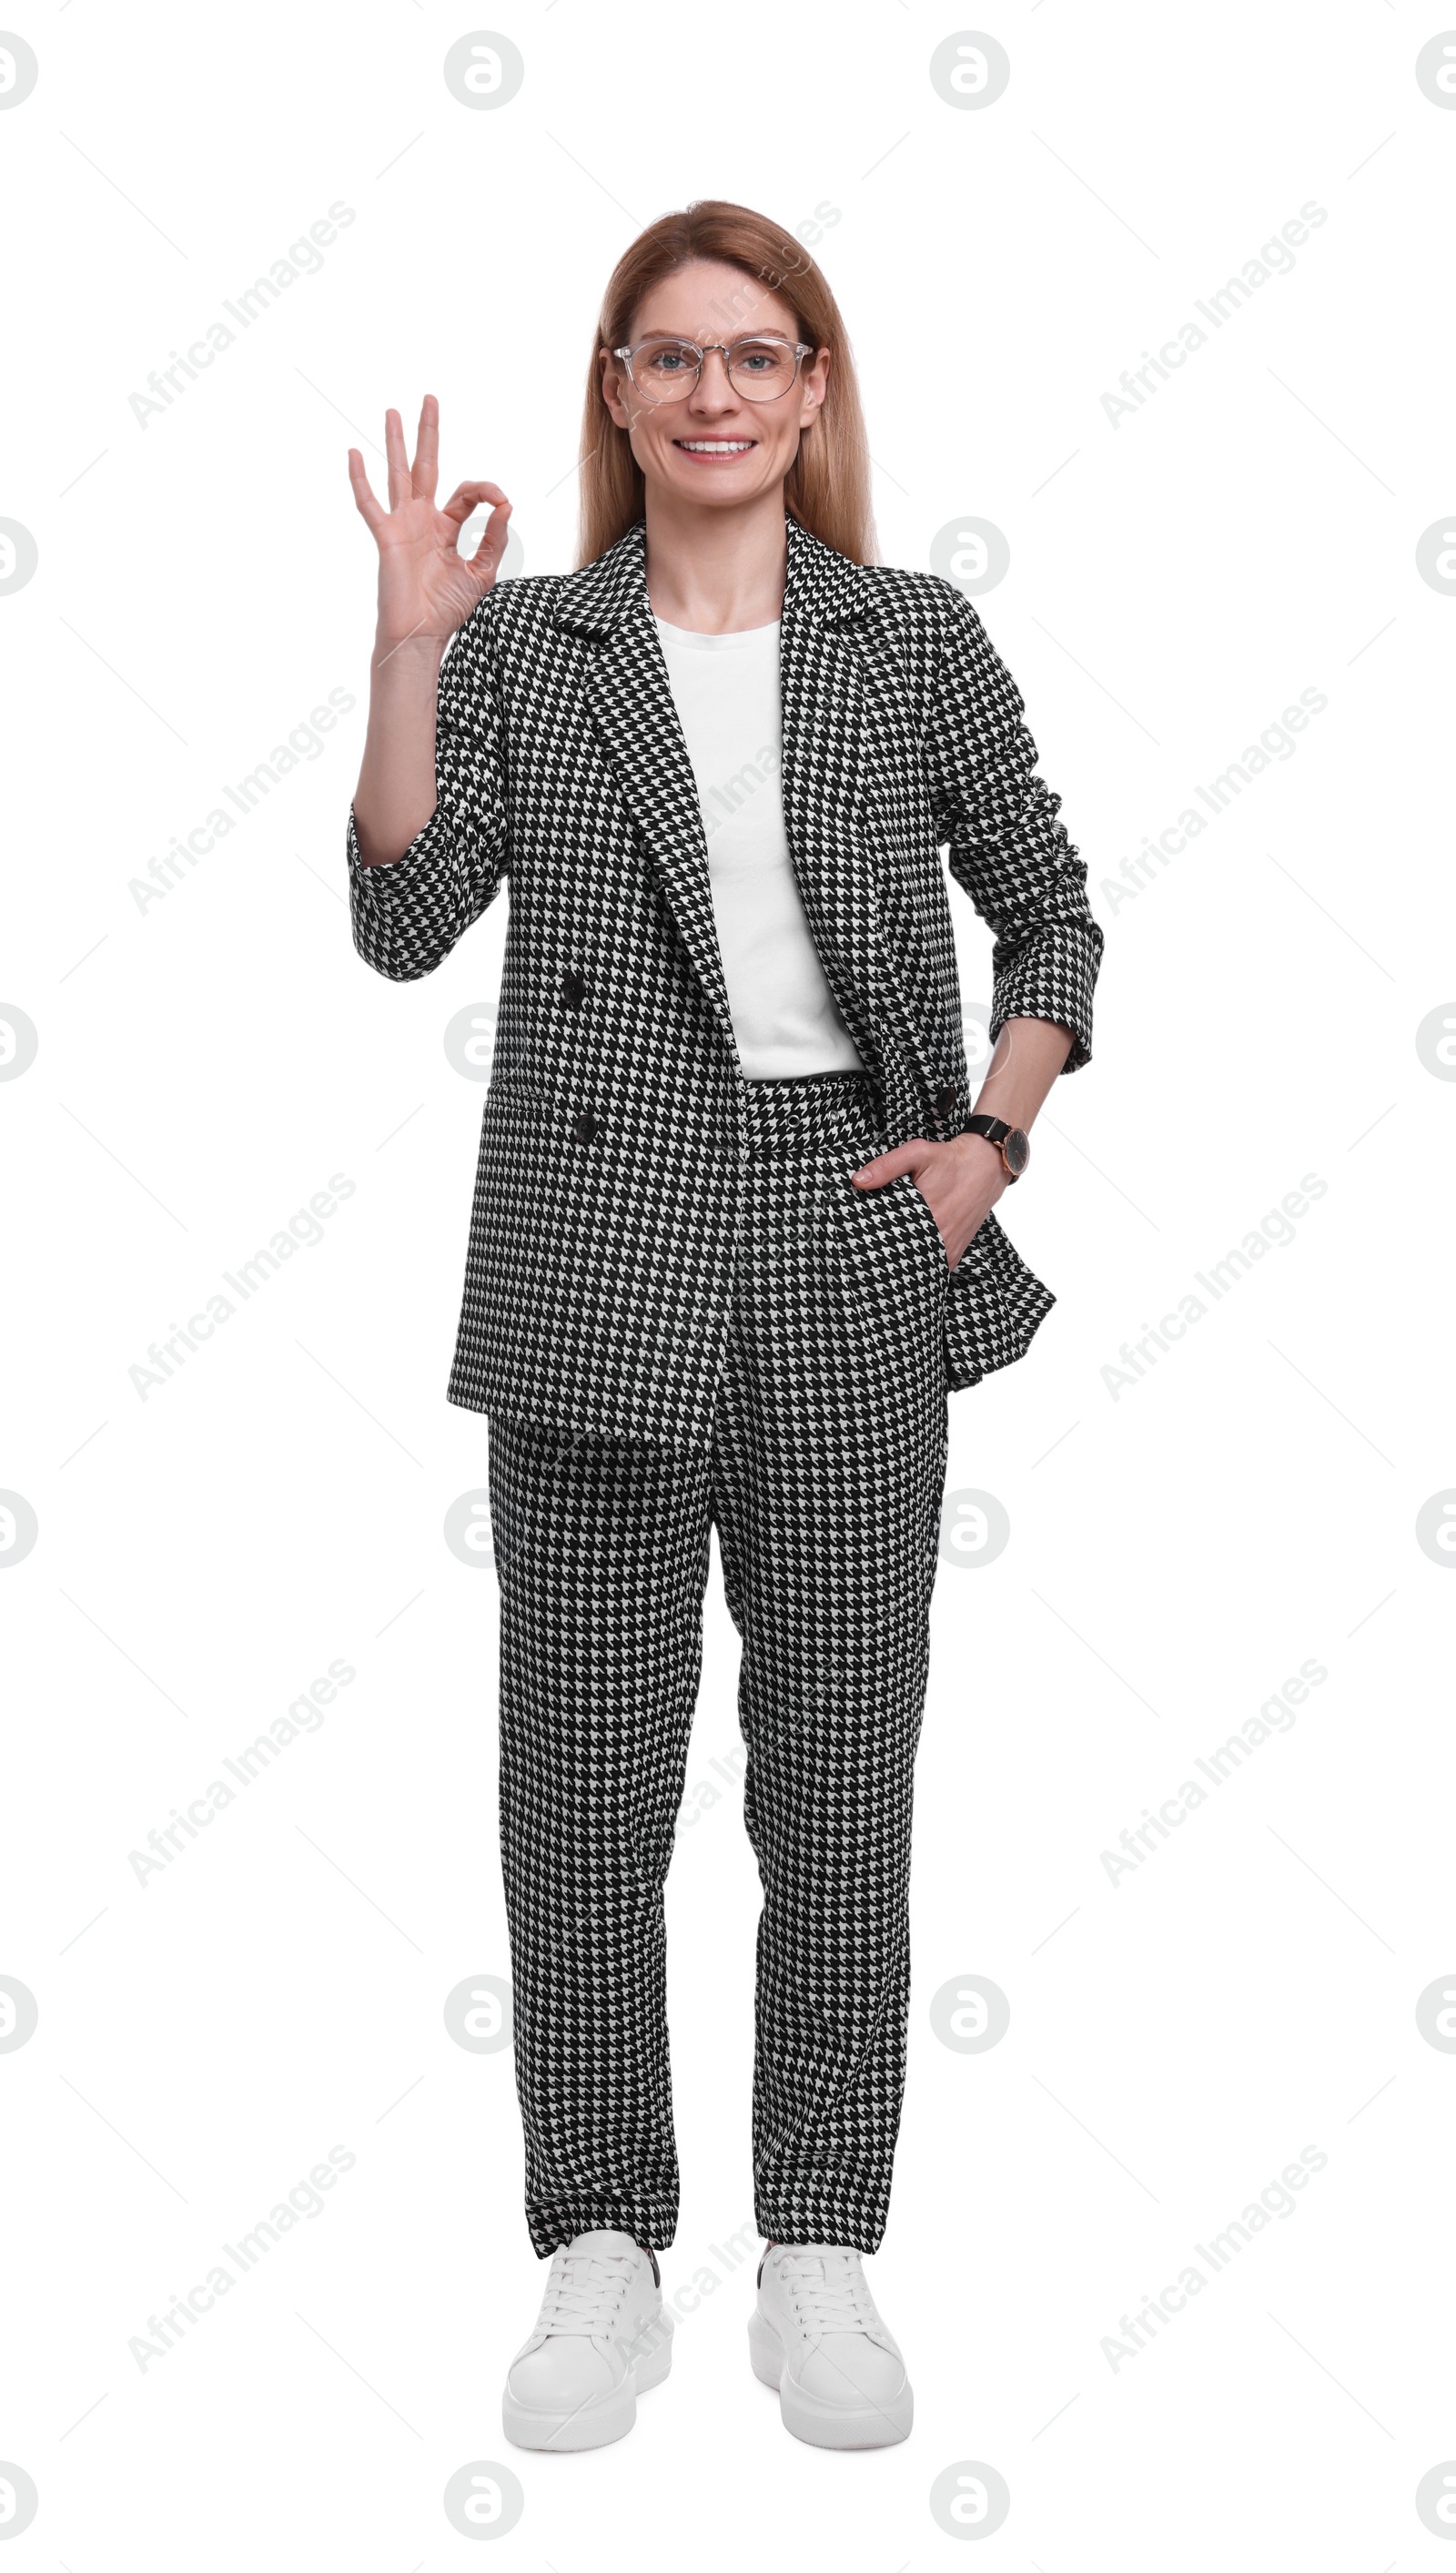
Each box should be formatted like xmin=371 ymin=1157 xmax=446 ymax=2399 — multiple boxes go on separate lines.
xmin=945 ymin=1206 xmax=1056 ymax=1387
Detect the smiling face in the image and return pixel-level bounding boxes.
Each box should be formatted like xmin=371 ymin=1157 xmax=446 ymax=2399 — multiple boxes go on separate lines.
xmin=598 ymin=257 xmax=830 ymax=512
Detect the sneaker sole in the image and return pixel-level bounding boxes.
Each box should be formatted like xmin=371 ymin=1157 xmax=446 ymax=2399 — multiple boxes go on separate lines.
xmin=502 ymin=2309 xmax=673 ymax=2452
xmin=747 ymin=2308 xmax=913 ymax=2449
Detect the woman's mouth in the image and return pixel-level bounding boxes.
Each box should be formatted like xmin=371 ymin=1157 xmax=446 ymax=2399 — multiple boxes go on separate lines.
xmin=672 ymin=439 xmax=757 ymax=461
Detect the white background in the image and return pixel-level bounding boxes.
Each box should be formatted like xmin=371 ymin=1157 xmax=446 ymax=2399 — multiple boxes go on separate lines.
xmin=4 ymin=0 xmax=1455 ymax=2563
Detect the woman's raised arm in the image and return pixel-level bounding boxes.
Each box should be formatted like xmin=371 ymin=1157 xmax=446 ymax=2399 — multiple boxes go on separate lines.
xmin=349 ymin=394 xmax=511 ymax=866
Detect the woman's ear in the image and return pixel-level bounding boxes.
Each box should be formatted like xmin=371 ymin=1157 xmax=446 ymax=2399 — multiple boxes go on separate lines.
xmin=599 ymin=343 xmax=631 ymax=430
xmin=800 ymin=346 xmax=831 ymax=427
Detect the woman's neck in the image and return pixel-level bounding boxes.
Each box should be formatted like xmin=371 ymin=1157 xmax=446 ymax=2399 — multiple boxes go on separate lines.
xmin=641 ymin=484 xmax=789 ymax=633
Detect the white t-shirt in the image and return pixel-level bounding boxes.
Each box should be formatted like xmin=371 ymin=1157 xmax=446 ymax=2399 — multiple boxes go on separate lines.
xmin=652 ymin=614 xmax=864 ymax=1079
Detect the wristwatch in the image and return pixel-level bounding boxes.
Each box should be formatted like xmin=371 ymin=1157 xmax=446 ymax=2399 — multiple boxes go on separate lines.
xmin=963 ymin=1114 xmax=1030 ymax=1181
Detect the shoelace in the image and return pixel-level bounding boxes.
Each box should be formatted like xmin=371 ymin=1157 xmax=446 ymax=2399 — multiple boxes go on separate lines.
xmin=775 ymin=2249 xmax=881 ymax=2337
xmin=536 ymin=2249 xmax=636 ymax=2337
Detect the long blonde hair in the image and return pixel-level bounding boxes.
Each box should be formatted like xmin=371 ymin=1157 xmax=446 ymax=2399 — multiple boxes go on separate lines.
xmin=576 ymin=199 xmax=876 ymax=570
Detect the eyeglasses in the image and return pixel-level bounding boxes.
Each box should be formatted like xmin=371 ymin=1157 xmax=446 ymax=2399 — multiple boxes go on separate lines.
xmin=612 ymin=334 xmax=814 ymax=405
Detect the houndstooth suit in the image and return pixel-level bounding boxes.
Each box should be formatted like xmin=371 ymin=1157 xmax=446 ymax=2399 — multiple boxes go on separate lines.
xmin=346 ymin=511 xmax=1103 ymax=1454
xmin=488 ymin=1069 xmax=952 ymax=2256
xmin=345 ymin=512 xmax=1102 ymax=2254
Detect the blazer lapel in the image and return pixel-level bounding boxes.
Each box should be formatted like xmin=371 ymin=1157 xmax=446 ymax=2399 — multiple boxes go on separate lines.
xmin=781 ymin=516 xmax=945 ymax=1109
xmin=776 ymin=515 xmax=878 ymax=1069
xmin=555 ymin=521 xmax=739 ymax=1063
xmin=552 ymin=511 xmax=882 ymax=1076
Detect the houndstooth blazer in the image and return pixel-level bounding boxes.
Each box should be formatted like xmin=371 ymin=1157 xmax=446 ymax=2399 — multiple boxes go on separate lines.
xmin=346 ymin=511 xmax=1103 ymax=1452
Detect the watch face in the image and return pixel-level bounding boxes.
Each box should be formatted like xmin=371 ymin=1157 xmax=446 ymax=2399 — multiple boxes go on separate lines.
xmin=1004 ymin=1127 xmax=1031 ymax=1176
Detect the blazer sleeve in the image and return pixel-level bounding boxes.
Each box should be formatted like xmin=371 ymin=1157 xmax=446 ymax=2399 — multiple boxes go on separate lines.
xmin=345 ymin=599 xmax=509 ymax=982
xmin=924 ymin=583 xmax=1103 ymax=1070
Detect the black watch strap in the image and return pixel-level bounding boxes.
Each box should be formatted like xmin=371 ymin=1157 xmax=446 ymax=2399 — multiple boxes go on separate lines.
xmin=963 ymin=1114 xmax=1029 ymax=1180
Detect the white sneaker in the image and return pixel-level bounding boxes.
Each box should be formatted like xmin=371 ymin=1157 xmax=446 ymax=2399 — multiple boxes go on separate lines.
xmin=749 ymin=2243 xmax=913 ymax=2447
xmin=502 ymin=2229 xmax=672 ymax=2451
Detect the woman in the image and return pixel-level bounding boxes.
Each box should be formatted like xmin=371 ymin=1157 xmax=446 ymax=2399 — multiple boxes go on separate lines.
xmin=346 ymin=199 xmax=1102 ymax=2454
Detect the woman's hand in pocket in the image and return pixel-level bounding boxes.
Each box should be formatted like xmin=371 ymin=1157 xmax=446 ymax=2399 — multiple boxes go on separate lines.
xmin=851 ymin=1134 xmax=1008 ymax=1271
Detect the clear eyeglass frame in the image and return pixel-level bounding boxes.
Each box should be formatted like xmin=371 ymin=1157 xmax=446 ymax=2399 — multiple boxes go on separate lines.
xmin=612 ymin=334 xmax=814 ymax=405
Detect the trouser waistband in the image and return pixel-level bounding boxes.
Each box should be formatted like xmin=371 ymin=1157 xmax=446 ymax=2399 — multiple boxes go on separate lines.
xmin=738 ymin=1069 xmax=887 ymax=1160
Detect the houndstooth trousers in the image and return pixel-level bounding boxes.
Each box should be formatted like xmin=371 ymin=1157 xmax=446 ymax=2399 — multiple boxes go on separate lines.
xmin=487 ymin=1069 xmax=950 ymax=2258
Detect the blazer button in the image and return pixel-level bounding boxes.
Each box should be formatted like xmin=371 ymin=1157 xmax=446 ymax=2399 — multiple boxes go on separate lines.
xmin=571 ymin=1109 xmax=602 ymax=1143
xmin=561 ymin=969 xmax=588 ymax=1009
xmin=935 ymin=1084 xmax=957 ymax=1116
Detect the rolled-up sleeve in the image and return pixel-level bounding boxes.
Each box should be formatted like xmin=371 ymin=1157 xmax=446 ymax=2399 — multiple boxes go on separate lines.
xmin=924 ymin=583 xmax=1103 ymax=1070
xmin=346 ymin=599 xmax=509 ymax=982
